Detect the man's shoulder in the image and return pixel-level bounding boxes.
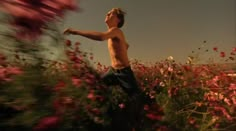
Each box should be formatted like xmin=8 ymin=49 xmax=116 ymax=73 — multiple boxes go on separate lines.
xmin=108 ymin=27 xmax=123 ymax=38
xmin=107 ymin=27 xmax=125 ymax=41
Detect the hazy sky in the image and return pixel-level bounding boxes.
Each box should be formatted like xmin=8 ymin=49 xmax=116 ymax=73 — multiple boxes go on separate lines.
xmin=62 ymin=0 xmax=236 ymax=65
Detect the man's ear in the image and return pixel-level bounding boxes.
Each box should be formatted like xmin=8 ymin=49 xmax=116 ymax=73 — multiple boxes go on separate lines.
xmin=117 ymin=18 xmax=121 ymax=27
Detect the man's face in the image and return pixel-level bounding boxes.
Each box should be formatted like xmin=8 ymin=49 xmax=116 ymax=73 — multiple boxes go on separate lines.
xmin=105 ymin=10 xmax=118 ymax=24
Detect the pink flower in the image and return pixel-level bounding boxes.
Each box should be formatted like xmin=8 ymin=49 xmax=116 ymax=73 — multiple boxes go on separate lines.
xmin=119 ymin=103 xmax=125 ymax=109
xmin=54 ymin=81 xmax=66 ymax=91
xmin=233 ymin=47 xmax=236 ymax=52
xmin=71 ymin=76 xmax=82 ymax=87
xmin=220 ymin=52 xmax=225 ymax=57
xmin=214 ymin=106 xmax=233 ymax=121
xmin=13 ymin=18 xmax=44 ymax=40
xmin=65 ymin=39 xmax=71 ymax=46
xmin=0 ymin=0 xmax=78 ymax=40
xmin=34 ymin=116 xmax=61 ymax=131
xmin=232 ymin=98 xmax=236 ymax=105
xmin=7 ymin=67 xmax=23 ymax=75
xmin=224 ymin=98 xmax=231 ymax=106
xmin=54 ymin=0 xmax=77 ymax=10
xmin=228 ymin=83 xmax=236 ymax=90
xmin=0 ymin=66 xmax=23 ymax=82
xmin=213 ymin=47 xmax=218 ymax=52
xmin=87 ymin=92 xmax=96 ymax=101
xmin=188 ymin=117 xmax=196 ymax=125
xmin=146 ymin=113 xmax=162 ymax=121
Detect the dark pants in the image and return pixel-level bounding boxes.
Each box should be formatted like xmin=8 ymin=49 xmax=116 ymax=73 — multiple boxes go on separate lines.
xmin=101 ymin=66 xmax=140 ymax=95
xmin=101 ymin=66 xmax=143 ymax=131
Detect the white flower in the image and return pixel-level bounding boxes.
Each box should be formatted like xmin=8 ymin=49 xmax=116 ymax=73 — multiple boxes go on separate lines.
xmin=167 ymin=56 xmax=174 ymax=61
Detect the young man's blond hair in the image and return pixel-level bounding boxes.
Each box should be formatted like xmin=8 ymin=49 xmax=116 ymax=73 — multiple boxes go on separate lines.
xmin=111 ymin=8 xmax=126 ymax=28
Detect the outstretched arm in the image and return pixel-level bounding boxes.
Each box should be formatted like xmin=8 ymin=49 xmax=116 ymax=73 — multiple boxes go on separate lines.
xmin=63 ymin=27 xmax=120 ymax=41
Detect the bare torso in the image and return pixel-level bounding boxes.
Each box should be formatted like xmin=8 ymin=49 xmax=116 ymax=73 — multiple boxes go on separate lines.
xmin=108 ymin=34 xmax=130 ymax=69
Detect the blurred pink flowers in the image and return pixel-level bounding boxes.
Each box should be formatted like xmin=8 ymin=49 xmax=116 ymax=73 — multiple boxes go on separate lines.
xmin=220 ymin=52 xmax=225 ymax=57
xmin=0 ymin=0 xmax=78 ymax=40
xmin=0 ymin=66 xmax=23 ymax=82
xmin=118 ymin=103 xmax=125 ymax=109
xmin=213 ymin=47 xmax=218 ymax=52
xmin=34 ymin=115 xmax=61 ymax=131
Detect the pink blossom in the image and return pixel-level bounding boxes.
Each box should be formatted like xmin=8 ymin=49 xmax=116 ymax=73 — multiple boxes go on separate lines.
xmin=232 ymin=98 xmax=236 ymax=105
xmin=55 ymin=0 xmax=77 ymax=10
xmin=0 ymin=0 xmax=78 ymax=40
xmin=0 ymin=66 xmax=23 ymax=82
xmin=65 ymin=39 xmax=72 ymax=46
xmin=54 ymin=81 xmax=66 ymax=91
xmin=84 ymin=74 xmax=95 ymax=85
xmin=228 ymin=83 xmax=236 ymax=90
xmin=87 ymin=92 xmax=96 ymax=101
xmin=188 ymin=117 xmax=196 ymax=125
xmin=167 ymin=66 xmax=173 ymax=72
xmin=34 ymin=116 xmax=61 ymax=131
xmin=213 ymin=47 xmax=218 ymax=52
xmin=220 ymin=52 xmax=225 ymax=57
xmin=7 ymin=67 xmax=23 ymax=75
xmin=214 ymin=106 xmax=233 ymax=121
xmin=146 ymin=113 xmax=162 ymax=121
xmin=224 ymin=98 xmax=231 ymax=106
xmin=71 ymin=76 xmax=82 ymax=87
xmin=119 ymin=103 xmax=125 ymax=109
xmin=233 ymin=47 xmax=236 ymax=52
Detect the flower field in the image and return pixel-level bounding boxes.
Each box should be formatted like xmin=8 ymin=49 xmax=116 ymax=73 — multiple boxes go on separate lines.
xmin=0 ymin=38 xmax=235 ymax=130
xmin=0 ymin=1 xmax=236 ymax=131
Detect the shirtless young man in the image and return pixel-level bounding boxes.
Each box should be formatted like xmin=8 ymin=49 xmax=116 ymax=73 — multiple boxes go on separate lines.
xmin=63 ymin=8 xmax=140 ymax=96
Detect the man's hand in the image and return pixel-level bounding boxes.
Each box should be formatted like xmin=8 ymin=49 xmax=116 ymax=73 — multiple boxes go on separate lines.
xmin=63 ymin=28 xmax=73 ymax=35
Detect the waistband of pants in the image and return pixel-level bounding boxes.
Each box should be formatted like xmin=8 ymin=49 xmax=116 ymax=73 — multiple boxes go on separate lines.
xmin=111 ymin=66 xmax=131 ymax=73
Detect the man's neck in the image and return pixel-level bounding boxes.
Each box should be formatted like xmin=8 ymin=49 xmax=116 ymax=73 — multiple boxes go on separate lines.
xmin=107 ymin=24 xmax=117 ymax=29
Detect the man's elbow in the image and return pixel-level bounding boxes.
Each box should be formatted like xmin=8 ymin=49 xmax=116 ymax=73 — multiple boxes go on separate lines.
xmin=94 ymin=38 xmax=105 ymax=41
xmin=89 ymin=36 xmax=105 ymax=41
xmin=92 ymin=33 xmax=108 ymax=41
xmin=98 ymin=36 xmax=107 ymax=41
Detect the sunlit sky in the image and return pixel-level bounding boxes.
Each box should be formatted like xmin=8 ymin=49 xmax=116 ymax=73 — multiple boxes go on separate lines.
xmin=61 ymin=0 xmax=235 ymax=65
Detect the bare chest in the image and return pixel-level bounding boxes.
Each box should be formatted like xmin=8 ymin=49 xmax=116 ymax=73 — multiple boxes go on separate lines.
xmin=108 ymin=39 xmax=122 ymax=51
